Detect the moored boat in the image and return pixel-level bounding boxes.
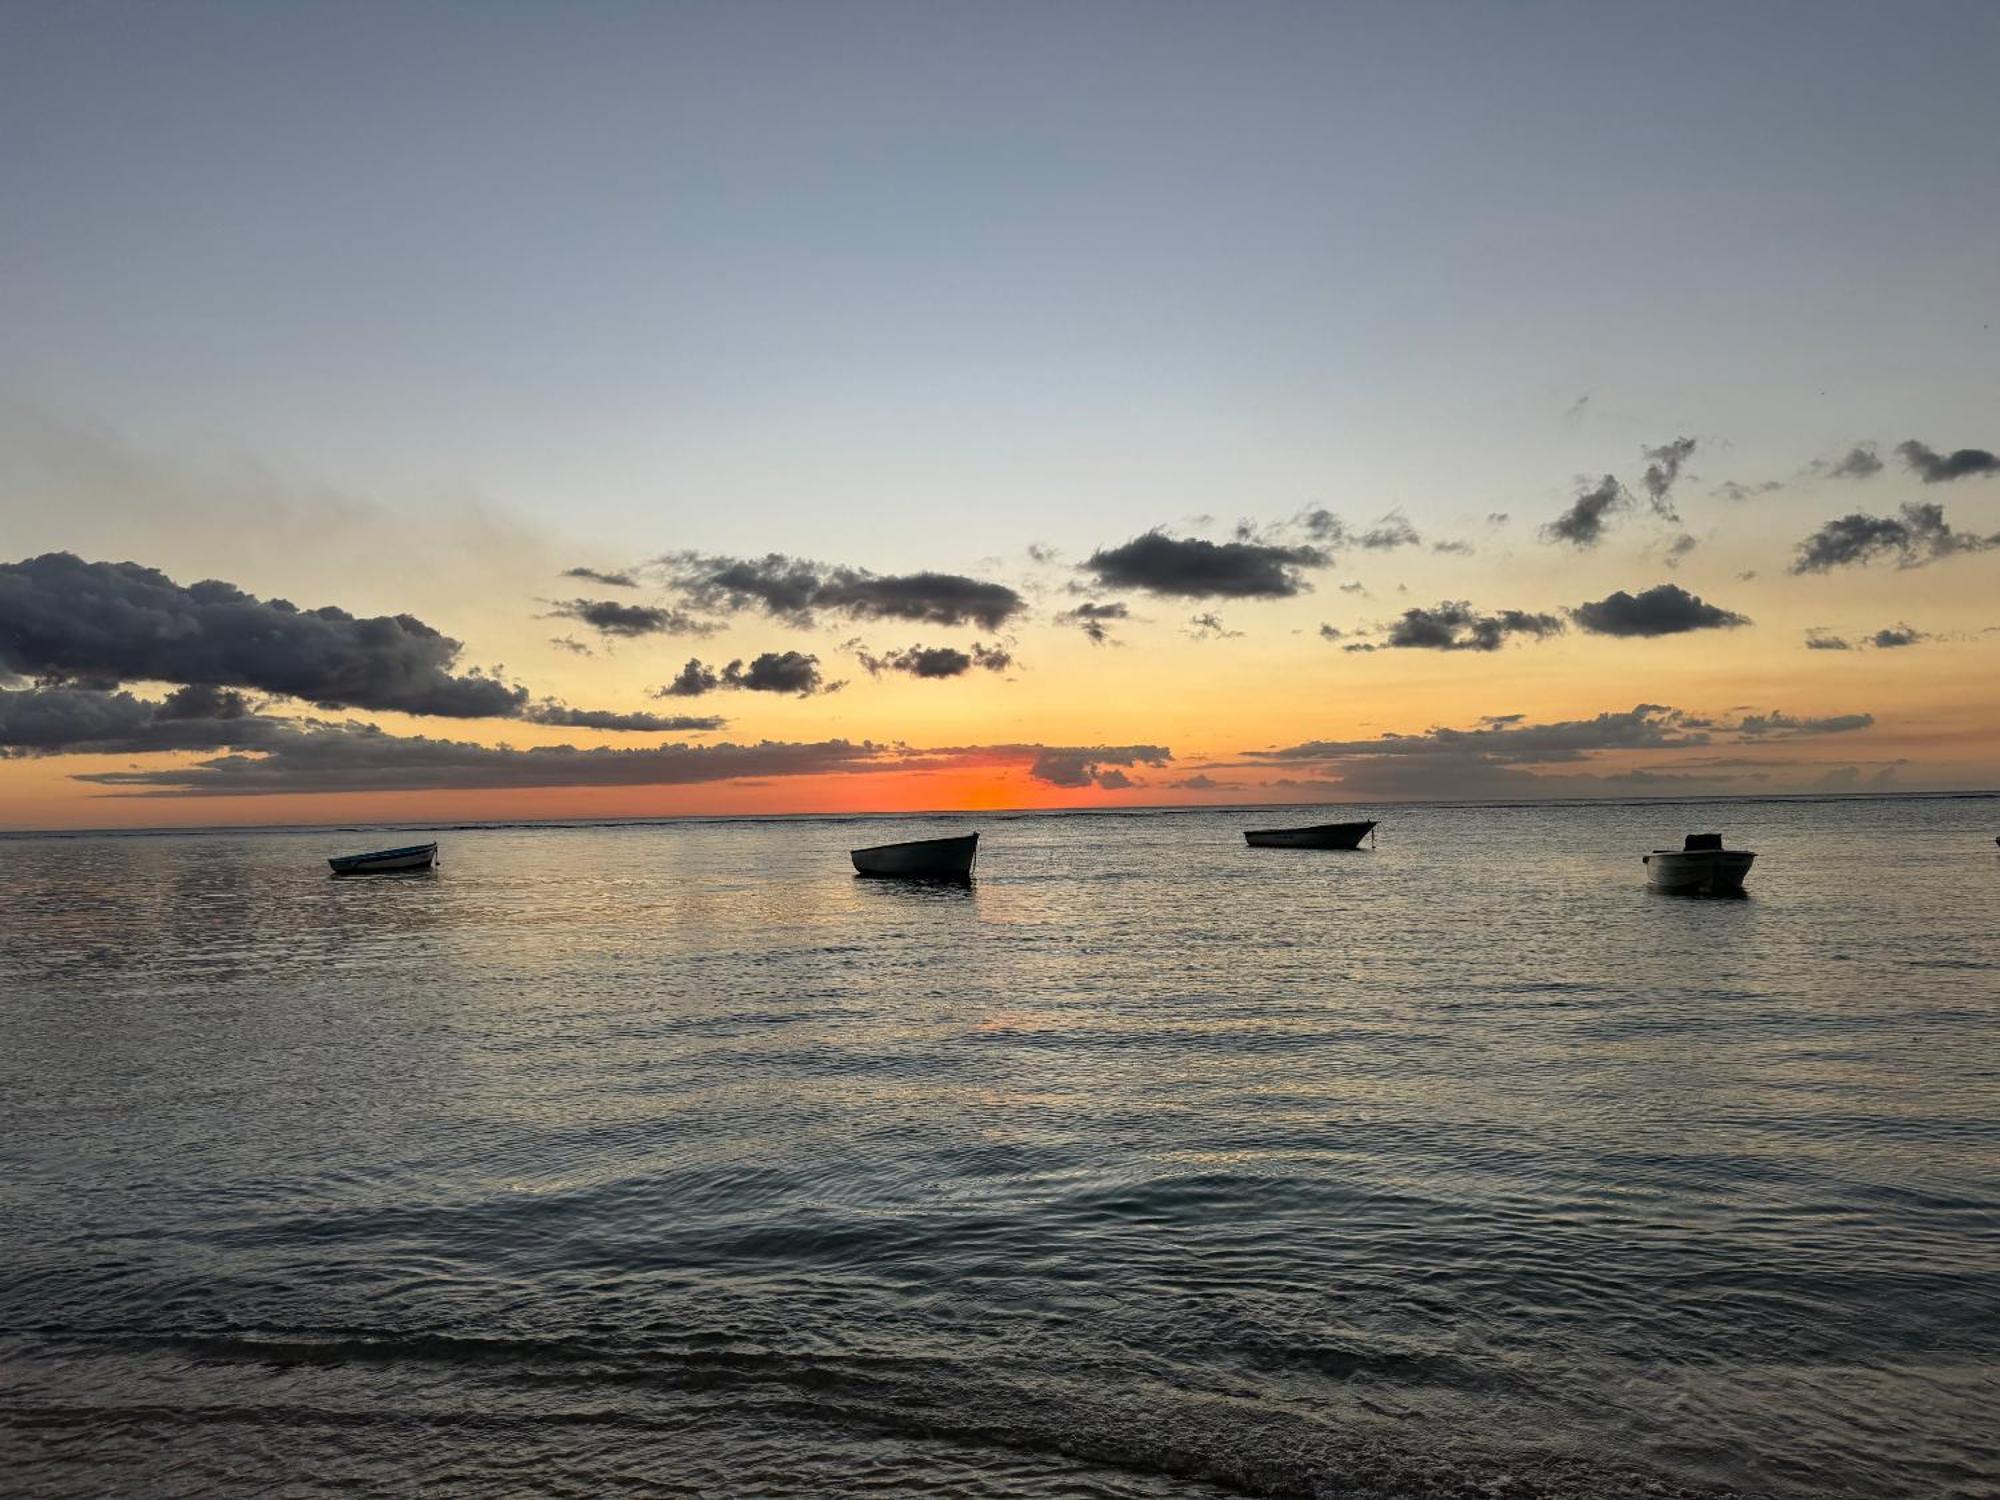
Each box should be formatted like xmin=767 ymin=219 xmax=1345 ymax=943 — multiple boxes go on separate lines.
xmin=1244 ymin=820 xmax=1377 ymax=850
xmin=328 ymin=842 xmax=439 ymax=875
xmin=1643 ymin=833 xmax=1754 ymax=895
xmin=851 ymin=832 xmax=979 ymax=879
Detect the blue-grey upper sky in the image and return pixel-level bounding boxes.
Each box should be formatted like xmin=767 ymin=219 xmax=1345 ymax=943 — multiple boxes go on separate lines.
xmin=6 ymin=0 xmax=1996 ymax=566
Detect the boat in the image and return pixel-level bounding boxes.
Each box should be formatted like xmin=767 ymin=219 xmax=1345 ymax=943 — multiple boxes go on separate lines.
xmin=1643 ymin=833 xmax=1754 ymax=895
xmin=1244 ymin=820 xmax=1377 ymax=849
xmin=851 ymin=832 xmax=978 ymax=879
xmin=328 ymin=842 xmax=439 ymax=875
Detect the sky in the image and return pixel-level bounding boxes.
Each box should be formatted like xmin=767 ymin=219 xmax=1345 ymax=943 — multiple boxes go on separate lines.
xmin=3 ymin=0 xmax=1998 ymax=830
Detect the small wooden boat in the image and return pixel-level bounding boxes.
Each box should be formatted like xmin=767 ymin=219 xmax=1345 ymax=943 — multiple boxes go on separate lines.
xmin=328 ymin=842 xmax=438 ymax=875
xmin=851 ymin=832 xmax=978 ymax=879
xmin=1244 ymin=820 xmax=1376 ymax=849
xmin=1643 ymin=833 xmax=1754 ymax=895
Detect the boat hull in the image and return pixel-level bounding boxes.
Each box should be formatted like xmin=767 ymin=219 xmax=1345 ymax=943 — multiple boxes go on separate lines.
xmin=1643 ymin=849 xmax=1754 ymax=895
xmin=329 ymin=843 xmax=438 ymax=875
xmin=851 ymin=833 xmax=978 ymax=879
xmin=1244 ymin=820 xmax=1376 ymax=850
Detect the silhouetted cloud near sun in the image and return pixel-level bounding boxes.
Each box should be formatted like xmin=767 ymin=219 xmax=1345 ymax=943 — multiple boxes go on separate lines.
xmin=0 ymin=552 xmax=527 ymax=718
xmin=1896 ymin=440 xmax=1999 ymax=484
xmin=1023 ymin=744 xmax=1172 ymax=788
xmin=1380 ymin=602 xmax=1564 ymax=651
xmin=1570 ymin=584 xmax=1750 ymax=637
xmin=1 ymin=683 xmax=287 ymax=756
xmin=1081 ymin=531 xmax=1329 ymax=598
xmin=657 ymin=651 xmax=836 ymax=698
xmin=657 ymin=552 xmax=1025 ymax=630
xmin=1790 ymin=503 xmax=2000 ymax=573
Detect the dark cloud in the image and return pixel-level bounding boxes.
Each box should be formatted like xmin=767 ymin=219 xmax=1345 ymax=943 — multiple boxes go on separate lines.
xmin=1230 ymin=702 xmax=1870 ymax=799
xmin=545 ymin=598 xmax=719 ymax=638
xmin=1541 ymin=475 xmax=1627 ymax=548
xmin=1896 ymin=440 xmax=2000 ymax=484
xmin=1025 ymin=543 xmax=1059 ymax=565
xmin=63 ymin=730 xmax=1182 ymax=799
xmin=1664 ymin=533 xmax=1698 ymax=568
xmin=548 ymin=635 xmax=594 ymax=656
xmin=1185 ymin=612 xmax=1243 ymax=640
xmin=1081 ymin=531 xmax=1329 ymax=599
xmin=0 ymin=552 xmax=527 ymax=718
xmin=1640 ymin=436 xmax=1697 ymax=518
xmin=1714 ymin=479 xmax=1784 ymax=502
xmin=1166 ymin=773 xmax=1235 ymax=790
xmin=1383 ymin=601 xmax=1564 ymax=652
xmin=1734 ymin=711 xmax=1875 ymax=737
xmin=1869 ymin=625 xmax=1927 ymax=649
xmin=1358 ymin=515 xmax=1422 ymax=550
xmin=521 ymin=703 xmax=727 ymax=732
xmin=1815 ymin=444 xmax=1883 ymax=480
xmin=1025 ymin=744 xmax=1172 ymax=789
xmin=1804 ymin=630 xmax=1853 ymax=651
xmin=1 ymin=684 xmax=287 ymax=757
xmin=658 ymin=651 xmax=834 ymax=698
xmin=1317 ymin=624 xmax=1345 ymax=641
xmin=851 ymin=641 xmax=1013 ymax=679
xmin=658 ymin=659 xmax=720 ymax=698
xmin=562 ymin=566 xmax=639 ymax=589
xmin=658 ymin=552 xmax=1025 ymax=630
xmin=1058 ymin=600 xmax=1129 ymax=645
xmin=1789 ymin=502 xmax=2000 ymax=573
xmin=1431 ymin=539 xmax=1476 ymax=556
xmin=1570 ymin=583 xmax=1750 ymax=637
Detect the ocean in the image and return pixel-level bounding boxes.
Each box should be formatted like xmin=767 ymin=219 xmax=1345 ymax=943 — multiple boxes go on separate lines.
xmin=2 ymin=795 xmax=1996 ymax=1498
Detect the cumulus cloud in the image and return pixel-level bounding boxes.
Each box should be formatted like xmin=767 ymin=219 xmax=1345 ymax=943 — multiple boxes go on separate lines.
xmin=657 ymin=552 xmax=1025 ymax=630
xmin=1896 ymin=440 xmax=1999 ymax=484
xmin=657 ymin=651 xmax=834 ymax=698
xmin=1058 ymin=600 xmax=1129 ymax=644
xmin=1789 ymin=502 xmax=2000 ymax=573
xmin=1381 ymin=601 xmax=1564 ymax=651
xmin=1541 ymin=475 xmax=1628 ymax=548
xmin=1570 ymin=583 xmax=1750 ymax=637
xmin=1804 ymin=630 xmax=1853 ymax=651
xmin=562 ymin=566 xmax=639 ymax=588
xmin=1080 ymin=531 xmax=1330 ymax=599
xmin=1166 ymin=773 xmax=1235 ymax=790
xmin=544 ymin=598 xmax=719 ymax=638
xmin=1 ymin=684 xmax=287 ymax=757
xmin=1869 ymin=625 xmax=1927 ymax=649
xmin=1431 ymin=539 xmax=1476 ymax=556
xmin=1318 ymin=623 xmax=1345 ymax=641
xmin=850 ymin=641 xmax=1013 ymax=678
xmin=1024 ymin=744 xmax=1172 ymax=789
xmin=0 ymin=552 xmax=527 ymax=718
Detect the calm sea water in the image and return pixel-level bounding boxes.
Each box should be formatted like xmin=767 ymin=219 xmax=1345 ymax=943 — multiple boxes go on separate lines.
xmin=3 ymin=797 xmax=1996 ymax=1498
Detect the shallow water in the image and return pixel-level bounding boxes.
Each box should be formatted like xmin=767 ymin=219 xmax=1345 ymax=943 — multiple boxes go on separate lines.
xmin=3 ymin=796 xmax=1997 ymax=1497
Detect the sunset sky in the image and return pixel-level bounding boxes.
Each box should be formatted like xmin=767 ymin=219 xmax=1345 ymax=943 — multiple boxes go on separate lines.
xmin=4 ymin=0 xmax=1997 ymax=830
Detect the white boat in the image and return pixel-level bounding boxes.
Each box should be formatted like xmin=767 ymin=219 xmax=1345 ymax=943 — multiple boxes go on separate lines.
xmin=851 ymin=832 xmax=978 ymax=879
xmin=1643 ymin=833 xmax=1754 ymax=895
xmin=1244 ymin=819 xmax=1376 ymax=849
xmin=328 ymin=841 xmax=438 ymax=875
